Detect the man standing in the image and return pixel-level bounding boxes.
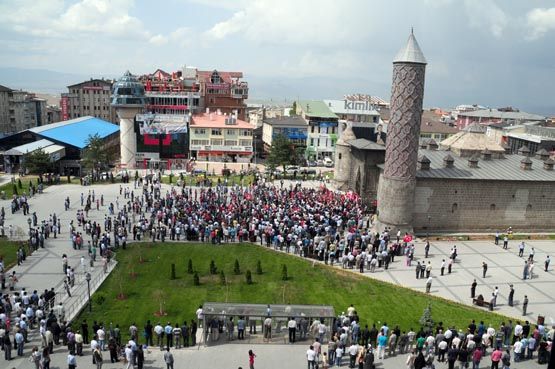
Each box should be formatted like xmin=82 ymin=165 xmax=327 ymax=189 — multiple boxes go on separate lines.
xmin=522 ymin=261 xmax=529 ymax=280
xmin=288 ymin=317 xmax=297 ymax=344
xmin=426 ymin=276 xmax=433 ymax=293
xmin=424 ymin=241 xmax=430 ymax=258
xmin=518 ymin=242 xmax=524 ymax=256
xmin=493 ymin=287 xmax=499 ymax=307
xmin=471 ymin=279 xmax=477 ymax=298
xmin=440 ymin=259 xmax=445 ymax=276
xmin=482 ymin=262 xmax=488 ymax=278
xmin=490 ymin=346 xmax=502 ymax=369
xmin=68 ymin=350 xmax=77 ymax=369
xmin=306 ymin=345 xmax=317 ymax=369
xmin=163 ymin=347 xmax=174 ymax=369
xmin=508 ymin=285 xmax=514 ymax=307
xmin=503 ymin=236 xmax=509 ymax=249
xmin=522 ymin=296 xmax=528 ymax=316
xmin=494 ymin=231 xmax=499 ymax=245
xmin=425 ymin=262 xmax=432 ymax=278
xmin=545 ymin=256 xmax=551 ymax=272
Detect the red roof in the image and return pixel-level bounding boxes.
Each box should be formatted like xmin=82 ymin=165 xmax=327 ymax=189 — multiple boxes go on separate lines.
xmin=197 ymin=70 xmax=243 ymax=84
xmin=191 ymin=114 xmax=252 ymax=129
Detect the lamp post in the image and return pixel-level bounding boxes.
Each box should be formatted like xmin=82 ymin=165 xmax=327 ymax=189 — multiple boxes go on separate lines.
xmin=85 ymin=272 xmax=92 ymax=312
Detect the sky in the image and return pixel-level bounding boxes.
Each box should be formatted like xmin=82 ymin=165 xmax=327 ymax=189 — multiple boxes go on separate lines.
xmin=0 ymin=0 xmax=554 ymax=114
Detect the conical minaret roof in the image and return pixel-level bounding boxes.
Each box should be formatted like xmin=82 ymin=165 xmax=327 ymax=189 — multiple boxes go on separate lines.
xmin=393 ymin=29 xmax=427 ymax=64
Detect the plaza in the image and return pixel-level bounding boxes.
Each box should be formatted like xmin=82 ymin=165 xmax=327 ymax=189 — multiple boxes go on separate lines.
xmin=0 ymin=178 xmax=553 ymax=368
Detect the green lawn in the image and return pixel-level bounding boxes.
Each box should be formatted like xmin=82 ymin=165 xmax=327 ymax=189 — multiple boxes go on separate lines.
xmin=76 ymin=243 xmax=507 ymax=333
xmin=0 ymin=239 xmax=25 ymax=269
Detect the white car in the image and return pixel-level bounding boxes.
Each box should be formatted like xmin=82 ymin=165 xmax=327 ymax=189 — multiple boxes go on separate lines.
xmin=285 ymin=165 xmax=300 ymax=174
xmin=323 ymin=157 xmax=334 ymax=167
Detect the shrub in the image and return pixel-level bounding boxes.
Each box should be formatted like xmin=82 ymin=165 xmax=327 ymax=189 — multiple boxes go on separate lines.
xmin=281 ymin=264 xmax=288 ymax=281
xmin=193 ymin=272 xmax=200 ymax=286
xmin=170 ymin=263 xmax=176 ymax=280
xmin=234 ymin=259 xmax=241 ymax=275
xmin=245 ymin=270 xmax=253 ymax=285
xmin=94 ymin=292 xmax=106 ymax=306
xmin=12 ymin=184 xmax=18 ymax=196
xmin=187 ymin=259 xmax=193 ymax=274
xmin=219 ymin=270 xmax=226 ymax=285
xmin=209 ymin=260 xmax=217 ymax=274
xmin=256 ymin=260 xmax=263 ymax=275
xmin=18 ymin=179 xmax=22 ymax=189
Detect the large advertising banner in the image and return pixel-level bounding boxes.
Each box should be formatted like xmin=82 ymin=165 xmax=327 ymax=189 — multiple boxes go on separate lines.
xmin=61 ymin=96 xmax=69 ymax=121
xmin=136 ymin=114 xmax=188 ymax=135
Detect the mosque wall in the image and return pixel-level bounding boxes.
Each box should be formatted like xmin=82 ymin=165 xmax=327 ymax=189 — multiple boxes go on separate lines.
xmin=413 ymin=178 xmax=555 ymax=232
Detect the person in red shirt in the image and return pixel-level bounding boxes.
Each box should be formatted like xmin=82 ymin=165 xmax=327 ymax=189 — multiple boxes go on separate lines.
xmin=472 ymin=347 xmax=482 ymax=369
xmin=490 ymin=347 xmax=503 ymax=369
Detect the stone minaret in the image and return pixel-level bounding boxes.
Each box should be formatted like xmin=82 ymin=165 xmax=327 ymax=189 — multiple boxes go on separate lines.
xmin=376 ymin=31 xmax=427 ymax=233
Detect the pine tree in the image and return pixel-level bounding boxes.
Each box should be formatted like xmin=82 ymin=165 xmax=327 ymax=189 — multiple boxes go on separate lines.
xmin=234 ymin=259 xmax=241 ymax=275
xmin=219 ymin=270 xmax=226 ymax=285
xmin=419 ymin=303 xmax=435 ymax=334
xmin=245 ymin=270 xmax=253 ymax=285
xmin=193 ymin=272 xmax=200 ymax=286
xmin=170 ymin=263 xmax=176 ymax=280
xmin=256 ymin=260 xmax=263 ymax=275
xmin=187 ymin=259 xmax=193 ymax=274
xmin=281 ymin=264 xmax=288 ymax=281
xmin=209 ymin=260 xmax=217 ymax=274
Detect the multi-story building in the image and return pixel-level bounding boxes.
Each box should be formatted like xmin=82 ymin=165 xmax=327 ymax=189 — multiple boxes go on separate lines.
xmin=189 ymin=113 xmax=253 ymax=162
xmin=262 ymin=116 xmax=308 ymax=153
xmin=46 ymin=105 xmax=62 ymax=124
xmin=297 ymin=100 xmax=339 ymax=161
xmin=197 ymin=70 xmax=249 ymax=120
xmin=0 ymin=85 xmax=47 ymax=136
xmin=61 ymin=79 xmax=115 ymax=122
xmin=456 ymin=107 xmax=545 ymax=129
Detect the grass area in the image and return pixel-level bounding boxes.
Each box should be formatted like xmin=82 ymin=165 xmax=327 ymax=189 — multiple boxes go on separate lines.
xmin=0 ymin=239 xmax=26 ymax=269
xmin=0 ymin=176 xmax=43 ymax=198
xmin=75 ymin=243 xmax=507 ymax=333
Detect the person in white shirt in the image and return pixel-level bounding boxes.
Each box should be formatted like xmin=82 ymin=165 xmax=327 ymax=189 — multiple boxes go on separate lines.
xmin=195 ymin=305 xmax=204 ymax=328
xmin=335 ymin=345 xmax=344 ymax=366
xmin=348 ymin=343 xmax=359 ymax=368
xmin=287 ymin=317 xmax=297 ymax=343
xmin=307 ymin=346 xmax=317 ymax=369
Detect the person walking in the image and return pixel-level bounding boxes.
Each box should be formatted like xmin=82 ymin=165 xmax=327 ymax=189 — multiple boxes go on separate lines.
xmin=482 ymin=262 xmax=488 ymax=278
xmin=93 ymin=346 xmax=103 ymax=369
xmin=518 ymin=242 xmax=524 ymax=256
xmin=522 ymin=296 xmax=528 ymax=316
xmin=426 ymin=276 xmax=432 ymax=293
xmin=440 ymin=259 xmax=445 ymax=276
xmin=163 ymin=347 xmax=174 ymax=369
xmin=508 ymin=285 xmax=514 ymax=307
xmin=67 ymin=351 xmax=77 ymax=369
xmin=522 ymin=261 xmax=529 ymax=280
xmin=545 ymin=255 xmax=551 ymax=272
xmin=307 ymin=345 xmax=317 ymax=369
xmin=471 ymin=279 xmax=477 ymax=298
xmin=503 ymin=236 xmax=509 ymax=249
xmin=248 ymin=349 xmax=256 ymax=369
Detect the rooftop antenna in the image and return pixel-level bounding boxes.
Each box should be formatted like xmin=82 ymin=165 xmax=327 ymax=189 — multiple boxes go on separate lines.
xmin=411 ymin=26 xmax=414 ymax=35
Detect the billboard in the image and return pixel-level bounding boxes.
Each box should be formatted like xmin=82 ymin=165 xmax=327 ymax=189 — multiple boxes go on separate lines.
xmin=136 ymin=114 xmax=188 ymax=135
xmin=61 ymin=96 xmax=69 ymax=121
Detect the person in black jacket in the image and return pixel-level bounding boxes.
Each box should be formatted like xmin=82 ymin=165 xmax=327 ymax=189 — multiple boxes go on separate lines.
xmin=447 ymin=345 xmax=459 ymax=369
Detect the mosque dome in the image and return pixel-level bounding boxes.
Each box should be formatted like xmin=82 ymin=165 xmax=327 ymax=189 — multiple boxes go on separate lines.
xmin=111 ymin=71 xmax=146 ymax=107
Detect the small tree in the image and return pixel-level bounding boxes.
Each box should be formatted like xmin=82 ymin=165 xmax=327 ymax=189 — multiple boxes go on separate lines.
xmin=193 ymin=272 xmax=200 ymax=286
xmin=219 ymin=270 xmax=226 ymax=285
xmin=281 ymin=264 xmax=288 ymax=281
xmin=209 ymin=260 xmax=217 ymax=274
xmin=170 ymin=263 xmax=176 ymax=280
xmin=267 ymin=134 xmax=300 ymax=173
xmin=234 ymin=259 xmax=241 ymax=275
xmin=289 ymin=101 xmax=297 ymax=116
xmin=24 ymin=149 xmax=52 ymax=174
xmin=245 ymin=270 xmax=253 ymax=285
xmin=419 ymin=303 xmax=435 ymax=334
xmin=256 ymin=260 xmax=263 ymax=275
xmin=187 ymin=259 xmax=194 ymax=274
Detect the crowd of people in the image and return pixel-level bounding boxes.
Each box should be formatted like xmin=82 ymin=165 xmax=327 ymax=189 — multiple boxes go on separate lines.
xmin=0 ymin=171 xmax=553 ymax=369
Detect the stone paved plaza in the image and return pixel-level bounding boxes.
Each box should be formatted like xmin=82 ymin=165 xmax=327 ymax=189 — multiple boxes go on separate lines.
xmin=0 ymin=180 xmax=552 ymax=368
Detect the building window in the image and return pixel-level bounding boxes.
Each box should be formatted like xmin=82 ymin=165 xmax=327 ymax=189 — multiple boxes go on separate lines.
xmin=490 ymin=204 xmax=496 ymax=211
xmin=526 ymin=204 xmax=532 ymax=211
xmin=451 ymin=203 xmax=458 ymax=213
xmin=310 ymin=138 xmax=314 ymax=146
xmin=225 ymin=140 xmax=237 ymax=146
xmin=211 ymin=138 xmax=223 ymax=146
xmin=239 ymin=139 xmax=251 ymax=146
xmin=211 ymin=129 xmax=222 ymax=135
xmin=227 ymin=129 xmax=236 ymax=135
xmin=338 ymin=153 xmax=342 ymax=160
xmin=194 ymin=129 xmax=206 ymax=135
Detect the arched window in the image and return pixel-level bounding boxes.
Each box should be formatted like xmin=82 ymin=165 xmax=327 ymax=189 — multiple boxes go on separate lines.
xmin=338 ymin=153 xmax=342 ymax=160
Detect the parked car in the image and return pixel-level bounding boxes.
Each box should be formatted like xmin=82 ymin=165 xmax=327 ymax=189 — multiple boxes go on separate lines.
xmin=307 ymin=160 xmax=318 ymax=167
xmin=285 ymin=165 xmax=300 ymax=174
xmin=323 ymin=157 xmax=334 ymax=167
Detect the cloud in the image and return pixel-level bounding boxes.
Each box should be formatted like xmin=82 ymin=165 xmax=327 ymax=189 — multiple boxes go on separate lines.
xmin=526 ymin=8 xmax=555 ymax=39
xmin=149 ymin=34 xmax=168 ymax=46
xmin=464 ymin=0 xmax=508 ymax=38
xmin=204 ymin=0 xmax=372 ymax=47
xmin=0 ymin=0 xmax=151 ymax=40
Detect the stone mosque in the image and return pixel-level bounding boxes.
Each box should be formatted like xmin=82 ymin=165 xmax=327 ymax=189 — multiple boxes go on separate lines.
xmin=334 ymin=31 xmax=555 ymax=233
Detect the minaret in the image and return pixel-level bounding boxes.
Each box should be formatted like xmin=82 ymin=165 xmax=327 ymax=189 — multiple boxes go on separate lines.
xmin=334 ymin=121 xmax=357 ymax=189
xmin=376 ymin=31 xmax=427 ymax=233
xmin=111 ymin=71 xmax=146 ymax=169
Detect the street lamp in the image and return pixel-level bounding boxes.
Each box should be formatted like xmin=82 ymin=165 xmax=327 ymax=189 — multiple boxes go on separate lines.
xmin=85 ymin=272 xmax=92 ymax=312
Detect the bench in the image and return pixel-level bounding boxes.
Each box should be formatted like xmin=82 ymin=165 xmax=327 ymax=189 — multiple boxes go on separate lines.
xmin=472 ymin=298 xmax=492 ymax=309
